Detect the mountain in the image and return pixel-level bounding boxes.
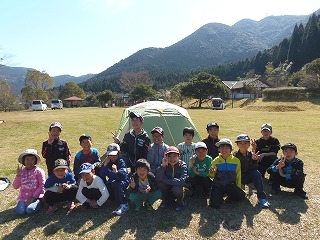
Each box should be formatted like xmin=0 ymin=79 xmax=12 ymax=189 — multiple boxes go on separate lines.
xmin=0 ymin=64 xmax=95 ymax=94
xmin=83 ymin=11 xmax=318 ymax=92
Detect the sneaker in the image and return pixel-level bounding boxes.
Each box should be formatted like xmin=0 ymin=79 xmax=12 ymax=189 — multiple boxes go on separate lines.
xmin=46 ymin=205 xmax=57 ymax=215
xmin=113 ymin=203 xmax=129 ymax=215
xmin=258 ymin=198 xmax=270 ymax=208
xmin=145 ymin=202 xmax=153 ymax=211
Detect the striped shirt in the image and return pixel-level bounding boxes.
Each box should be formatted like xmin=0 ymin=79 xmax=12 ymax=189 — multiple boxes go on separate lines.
xmin=177 ymin=142 xmax=196 ymax=168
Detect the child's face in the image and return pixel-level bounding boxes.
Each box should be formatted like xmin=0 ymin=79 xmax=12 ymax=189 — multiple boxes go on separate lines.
xmin=53 ymin=168 xmax=68 ymax=179
xmin=136 ymin=167 xmax=149 ymax=180
xmin=195 ymin=148 xmax=208 ymax=161
xmin=50 ymin=127 xmax=61 ymax=139
xmin=80 ymin=139 xmax=92 ymax=152
xmin=152 ymin=132 xmax=164 ymax=145
xmin=131 ymin=118 xmax=143 ymax=130
xmin=261 ymin=130 xmax=272 ymax=140
xmin=166 ymin=153 xmax=180 ymax=166
xmin=108 ymin=155 xmax=118 ymax=162
xmin=183 ymin=133 xmax=193 ymax=143
xmin=208 ymin=127 xmax=219 ymax=139
xmin=24 ymin=155 xmax=37 ymax=170
xmin=236 ymin=141 xmax=250 ymax=152
xmin=219 ymin=144 xmax=232 ymax=158
xmin=282 ymin=148 xmax=297 ymax=160
xmin=81 ymin=171 xmax=94 ymax=183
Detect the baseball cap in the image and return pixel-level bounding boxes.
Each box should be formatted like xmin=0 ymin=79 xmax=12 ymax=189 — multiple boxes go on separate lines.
xmin=235 ymin=134 xmax=250 ymax=142
xmin=195 ymin=142 xmax=207 ymax=150
xmin=151 ymin=126 xmax=164 ymax=136
xmin=215 ymin=138 xmax=233 ymax=148
xmin=79 ymin=163 xmax=94 ymax=174
xmin=206 ymin=122 xmax=219 ymax=130
xmin=54 ymin=159 xmax=69 ymax=170
xmin=79 ymin=134 xmax=92 ymax=142
xmin=129 ymin=112 xmax=144 ymax=121
xmin=261 ymin=123 xmax=272 ymax=131
xmin=107 ymin=143 xmax=120 ymax=155
xmin=165 ymin=146 xmax=180 ymax=155
xmin=18 ymin=149 xmax=41 ymax=165
xmin=49 ymin=122 xmax=62 ymax=130
xmin=281 ymin=142 xmax=297 ymax=151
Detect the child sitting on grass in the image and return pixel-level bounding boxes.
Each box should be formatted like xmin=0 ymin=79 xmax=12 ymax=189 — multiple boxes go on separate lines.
xmin=12 ymin=149 xmax=45 ymax=215
xmin=209 ymin=138 xmax=245 ymax=209
xmin=76 ymin=163 xmax=109 ymax=209
xmin=44 ymin=159 xmax=78 ymax=215
xmin=156 ymin=146 xmax=189 ymax=211
xmin=268 ymin=143 xmax=308 ymax=199
xmin=129 ymin=159 xmax=162 ymax=211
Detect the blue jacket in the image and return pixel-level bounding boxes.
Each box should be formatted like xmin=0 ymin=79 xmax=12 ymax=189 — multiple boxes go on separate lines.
xmin=99 ymin=157 xmax=130 ymax=188
xmin=147 ymin=142 xmax=169 ymax=174
xmin=155 ymin=160 xmax=188 ymax=187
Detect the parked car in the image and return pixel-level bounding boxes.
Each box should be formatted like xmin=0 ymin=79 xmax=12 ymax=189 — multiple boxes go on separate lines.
xmin=211 ymin=97 xmax=226 ymax=110
xmin=31 ymin=100 xmax=47 ymax=111
xmin=51 ymin=99 xmax=63 ymax=110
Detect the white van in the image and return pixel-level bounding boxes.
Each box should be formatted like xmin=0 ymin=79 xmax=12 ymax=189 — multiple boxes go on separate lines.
xmin=51 ymin=99 xmax=63 ymax=110
xmin=32 ymin=100 xmax=47 ymax=111
xmin=211 ymin=97 xmax=226 ymax=110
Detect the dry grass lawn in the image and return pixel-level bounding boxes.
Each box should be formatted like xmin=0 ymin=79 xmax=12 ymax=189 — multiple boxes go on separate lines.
xmin=0 ymin=100 xmax=319 ymax=239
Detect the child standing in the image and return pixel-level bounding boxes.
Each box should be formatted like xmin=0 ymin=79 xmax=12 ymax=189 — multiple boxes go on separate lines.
xmin=155 ymin=146 xmax=189 ymax=211
xmin=202 ymin=122 xmax=220 ymax=159
xmin=189 ymin=142 xmax=213 ymax=198
xmin=113 ymin=112 xmax=151 ymax=173
xmin=147 ymin=127 xmax=169 ymax=175
xmin=74 ymin=134 xmax=101 ymax=183
xmin=209 ymin=138 xmax=245 ymax=209
xmin=99 ymin=143 xmax=130 ymax=215
xmin=233 ymin=134 xmax=270 ymax=208
xmin=177 ymin=127 xmax=196 ymax=169
xmin=12 ymin=149 xmax=45 ymax=215
xmin=252 ymin=123 xmax=280 ymax=178
xmin=44 ymin=159 xmax=78 ymax=215
xmin=42 ymin=122 xmax=71 ymax=176
xmin=267 ymin=143 xmax=308 ymax=199
xmin=129 ymin=159 xmax=162 ymax=211
xmin=76 ymin=163 xmax=109 ymax=209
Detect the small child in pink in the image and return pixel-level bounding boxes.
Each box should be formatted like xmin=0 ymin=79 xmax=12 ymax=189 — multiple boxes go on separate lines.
xmin=12 ymin=149 xmax=45 ymax=215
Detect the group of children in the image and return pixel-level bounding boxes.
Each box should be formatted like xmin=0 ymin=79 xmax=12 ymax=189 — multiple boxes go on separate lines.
xmin=12 ymin=113 xmax=308 ymax=216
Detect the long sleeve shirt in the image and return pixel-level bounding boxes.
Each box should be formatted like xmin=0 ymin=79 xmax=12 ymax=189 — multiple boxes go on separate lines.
xmin=147 ymin=142 xmax=169 ymax=174
xmin=12 ymin=166 xmax=45 ymax=201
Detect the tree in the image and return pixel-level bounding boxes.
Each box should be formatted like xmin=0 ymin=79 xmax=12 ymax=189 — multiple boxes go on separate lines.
xmin=0 ymin=81 xmax=17 ymax=112
xmin=119 ymin=71 xmax=154 ymax=92
xmin=299 ymin=58 xmax=320 ymax=88
xmin=58 ymin=82 xmax=86 ymax=100
xmin=170 ymin=82 xmax=189 ymax=106
xmin=21 ymin=70 xmax=54 ymax=103
xmin=129 ymin=84 xmax=156 ymax=102
xmin=96 ymin=90 xmax=115 ymax=107
xmin=180 ymin=72 xmax=228 ymax=108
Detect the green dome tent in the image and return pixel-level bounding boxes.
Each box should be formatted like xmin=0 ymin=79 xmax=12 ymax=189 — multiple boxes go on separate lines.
xmin=115 ymin=101 xmax=202 ymax=146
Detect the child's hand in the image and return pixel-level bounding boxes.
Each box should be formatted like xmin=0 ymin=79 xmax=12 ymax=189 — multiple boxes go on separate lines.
xmin=209 ymin=166 xmax=217 ymax=173
xmin=147 ymin=143 xmax=152 ymax=151
xmin=251 ymin=139 xmax=257 ymax=152
xmin=252 ymin=151 xmax=260 ymax=161
xmin=57 ymin=186 xmax=64 ymax=193
xmin=16 ymin=164 xmax=22 ymax=176
xmin=162 ymin=156 xmax=168 ymax=167
xmin=88 ymin=199 xmax=99 ymax=208
xmin=130 ymin=177 xmax=136 ymax=188
xmin=144 ymin=185 xmax=151 ymax=193
xmin=112 ymin=164 xmax=118 ymax=173
xmin=47 ymin=132 xmax=55 ymax=144
xmin=112 ymin=131 xmax=120 ymax=144
xmin=194 ymin=167 xmax=200 ymax=175
xmin=277 ymin=156 xmax=285 ymax=168
xmin=62 ymin=183 xmax=70 ymax=189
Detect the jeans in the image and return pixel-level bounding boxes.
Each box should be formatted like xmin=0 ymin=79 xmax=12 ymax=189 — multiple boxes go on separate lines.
xmin=242 ymin=169 xmax=267 ymax=199
xmin=15 ymin=199 xmax=41 ymax=215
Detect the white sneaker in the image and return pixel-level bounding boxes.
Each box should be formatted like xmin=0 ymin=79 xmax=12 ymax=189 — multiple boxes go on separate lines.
xmin=113 ymin=203 xmax=129 ymax=215
xmin=258 ymin=198 xmax=270 ymax=208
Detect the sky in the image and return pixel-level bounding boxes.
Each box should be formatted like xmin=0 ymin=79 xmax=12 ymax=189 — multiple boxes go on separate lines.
xmin=0 ymin=0 xmax=319 ymax=77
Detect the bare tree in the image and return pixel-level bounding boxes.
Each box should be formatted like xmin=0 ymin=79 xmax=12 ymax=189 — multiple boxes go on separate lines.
xmin=119 ymin=70 xmax=154 ymax=92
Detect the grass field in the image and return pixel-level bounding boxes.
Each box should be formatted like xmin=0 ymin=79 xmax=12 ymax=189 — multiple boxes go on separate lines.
xmin=0 ymin=101 xmax=320 ymax=239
